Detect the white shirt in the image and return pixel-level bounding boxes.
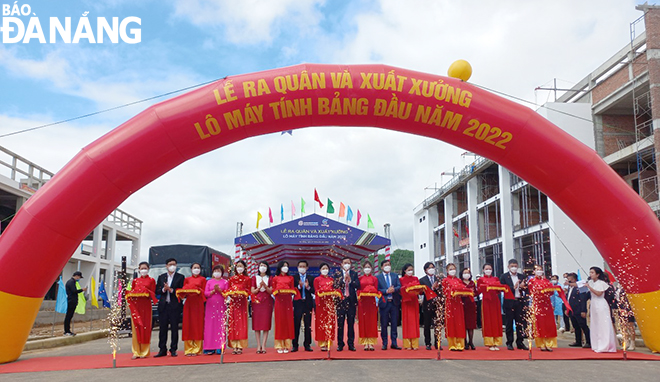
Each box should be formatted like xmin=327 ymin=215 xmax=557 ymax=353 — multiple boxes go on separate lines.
xmin=510 ymin=273 xmax=520 ymax=298
xmin=165 ymin=272 xmax=175 ymax=302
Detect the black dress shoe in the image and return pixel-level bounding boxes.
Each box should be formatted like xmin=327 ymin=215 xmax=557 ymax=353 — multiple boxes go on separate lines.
xmin=426 ymin=345 xmax=432 ymax=350
xmin=348 ymin=346 xmax=356 ymax=351
xmin=291 ymin=347 xmax=298 ymax=353
xmin=568 ymin=342 xmax=582 ymax=347
xmin=507 ymin=345 xmax=514 ymax=351
xmin=305 ymin=347 xmax=313 ymax=352
xmin=382 ymin=345 xmax=388 ymax=350
xmin=391 ymin=345 xmax=402 ymax=350
xmin=154 ymin=351 xmax=167 ymax=358
xmin=337 ymin=346 xmax=344 ymax=352
xmin=170 ymin=351 xmax=178 ymax=357
xmin=583 ymin=343 xmax=591 ymax=349
xmin=518 ymin=344 xmax=528 ymax=351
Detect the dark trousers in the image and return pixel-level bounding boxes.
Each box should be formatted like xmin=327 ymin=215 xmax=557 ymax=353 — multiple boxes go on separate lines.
xmin=64 ymin=299 xmax=76 ymax=333
xmin=569 ymin=314 xmax=591 ymax=345
xmin=158 ymin=302 xmax=181 ymax=352
xmin=562 ymin=304 xmax=571 ymax=330
xmin=379 ymin=300 xmax=399 ymax=347
xmin=293 ymin=301 xmax=312 ymax=349
xmin=336 ymin=298 xmax=356 ymax=348
xmin=504 ymin=299 xmax=526 ymax=347
xmin=422 ymin=307 xmax=438 ymax=347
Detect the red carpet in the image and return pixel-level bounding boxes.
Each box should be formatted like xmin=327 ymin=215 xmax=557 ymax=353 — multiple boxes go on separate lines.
xmin=0 ymin=347 xmax=657 ymax=374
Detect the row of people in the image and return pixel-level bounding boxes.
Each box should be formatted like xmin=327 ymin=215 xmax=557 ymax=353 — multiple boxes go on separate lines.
xmin=125 ymin=256 xmax=624 ymax=359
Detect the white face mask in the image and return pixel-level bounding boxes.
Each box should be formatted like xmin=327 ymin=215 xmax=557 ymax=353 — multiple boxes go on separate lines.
xmin=535 ymin=270 xmax=544 ymax=277
xmin=484 ymin=269 xmax=493 ymax=276
xmin=343 ymin=263 xmax=351 ymax=271
xmin=320 ymin=269 xmax=329 ymax=276
xmin=448 ymin=269 xmax=457 ymax=277
xmin=259 ymin=265 xmax=268 ymax=274
xmin=383 ymin=265 xmax=392 ymax=273
xmin=167 ymin=265 xmax=177 ymax=273
xmin=462 ymin=273 xmax=471 ymax=280
xmin=406 ymin=270 xmax=414 ymax=276
xmin=551 ymin=279 xmax=558 ymax=285
xmin=281 ymin=266 xmax=289 ymax=274
xmin=192 ymin=268 xmax=201 ymax=276
xmin=236 ymin=267 xmax=245 ymax=275
xmin=427 ymin=268 xmax=436 ymax=275
xmin=363 ymin=267 xmax=372 ymax=274
xmin=213 ymin=272 xmax=222 ymax=279
xmin=139 ymin=269 xmax=149 ymax=276
xmin=509 ymin=267 xmax=518 ymax=274
xmin=298 ymin=267 xmax=307 ymax=274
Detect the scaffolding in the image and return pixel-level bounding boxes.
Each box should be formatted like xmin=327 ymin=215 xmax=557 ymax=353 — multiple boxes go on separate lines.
xmin=631 ymin=15 xmax=658 ymax=203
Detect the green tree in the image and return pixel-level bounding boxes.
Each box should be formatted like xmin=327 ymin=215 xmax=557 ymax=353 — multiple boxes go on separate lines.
xmin=368 ymin=249 xmax=414 ymax=274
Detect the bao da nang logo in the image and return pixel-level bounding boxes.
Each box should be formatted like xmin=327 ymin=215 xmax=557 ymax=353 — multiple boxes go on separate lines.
xmin=1 ymin=2 xmax=141 ymax=44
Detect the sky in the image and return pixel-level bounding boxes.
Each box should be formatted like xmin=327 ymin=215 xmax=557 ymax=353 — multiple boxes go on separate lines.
xmin=0 ymin=0 xmax=650 ymax=261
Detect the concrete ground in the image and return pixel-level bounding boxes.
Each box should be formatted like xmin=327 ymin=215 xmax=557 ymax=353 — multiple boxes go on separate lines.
xmin=10 ymin=320 xmax=660 ymax=381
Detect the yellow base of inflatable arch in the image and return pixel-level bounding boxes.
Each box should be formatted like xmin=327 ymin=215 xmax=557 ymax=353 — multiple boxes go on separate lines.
xmin=0 ymin=291 xmax=42 ymax=364
xmin=628 ymin=290 xmax=660 ymax=353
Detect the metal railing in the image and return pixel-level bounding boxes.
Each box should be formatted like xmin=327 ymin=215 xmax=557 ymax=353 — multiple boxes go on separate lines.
xmin=422 ymin=156 xmax=492 ymax=209
xmin=0 ymin=145 xmax=142 ymax=234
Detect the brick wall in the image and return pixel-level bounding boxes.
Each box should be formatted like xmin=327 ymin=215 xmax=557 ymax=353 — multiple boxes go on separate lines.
xmin=601 ymin=114 xmax=636 ymax=156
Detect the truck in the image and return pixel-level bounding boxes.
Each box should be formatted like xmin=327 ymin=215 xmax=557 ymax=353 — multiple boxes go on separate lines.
xmin=146 ymin=244 xmax=232 ymax=326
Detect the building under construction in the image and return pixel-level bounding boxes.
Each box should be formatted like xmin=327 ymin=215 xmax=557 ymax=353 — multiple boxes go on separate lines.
xmin=413 ymin=4 xmax=660 ymax=277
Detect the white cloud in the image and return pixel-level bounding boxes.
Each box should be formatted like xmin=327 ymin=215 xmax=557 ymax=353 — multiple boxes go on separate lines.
xmin=171 ymin=0 xmax=325 ymax=44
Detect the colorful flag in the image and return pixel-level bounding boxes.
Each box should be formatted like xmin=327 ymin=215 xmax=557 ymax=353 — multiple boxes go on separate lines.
xmin=347 ymin=206 xmax=353 ymax=222
xmin=452 ymin=227 xmax=459 ymax=238
xmin=367 ymin=214 xmax=374 ymax=229
xmin=314 ymin=189 xmax=324 ymax=208
xmin=357 ymin=210 xmax=362 ymax=226
xmin=90 ymin=276 xmax=99 ymax=308
xmin=327 ymin=198 xmax=335 ymax=214
xmin=291 ymin=200 xmax=296 ymax=217
xmin=257 ymin=211 xmax=263 ymax=229
xmin=268 ymin=207 xmax=273 ymax=224
xmin=280 ymin=204 xmax=284 ymax=222
xmin=75 ymin=281 xmax=86 ymax=315
xmin=339 ymin=202 xmax=346 ymax=218
xmin=301 ymin=197 xmax=306 ymax=213
xmin=98 ymin=281 xmax=111 ymax=308
xmin=55 ymin=277 xmax=67 ymax=314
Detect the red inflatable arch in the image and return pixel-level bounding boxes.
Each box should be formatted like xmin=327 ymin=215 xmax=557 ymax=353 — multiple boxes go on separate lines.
xmin=1 ymin=64 xmax=659 ymax=362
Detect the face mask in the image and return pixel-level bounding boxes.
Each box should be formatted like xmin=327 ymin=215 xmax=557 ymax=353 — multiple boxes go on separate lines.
xmin=236 ymin=267 xmax=244 ymax=274
xmin=406 ymin=270 xmax=414 ymax=276
xmin=383 ymin=266 xmax=392 ymax=273
xmin=298 ymin=267 xmax=307 ymax=274
xmin=139 ymin=269 xmax=149 ymax=276
xmin=462 ymin=273 xmax=471 ymax=280
xmin=321 ymin=269 xmax=329 ymax=276
xmin=343 ymin=263 xmax=351 ymax=271
xmin=448 ymin=269 xmax=457 ymax=277
xmin=213 ymin=272 xmax=222 ymax=279
xmin=509 ymin=267 xmax=518 ymax=274
xmin=281 ymin=266 xmax=289 ymax=274
xmin=363 ymin=267 xmax=372 ymax=274
xmin=259 ymin=265 xmax=268 ymax=274
xmin=484 ymin=269 xmax=492 ymax=276
xmin=551 ymin=280 xmax=558 ymax=285
xmin=427 ymin=268 xmax=436 ymax=275
xmin=167 ymin=265 xmax=176 ymax=273
xmin=535 ymin=270 xmax=544 ymax=277
xmin=192 ymin=268 xmax=201 ymax=276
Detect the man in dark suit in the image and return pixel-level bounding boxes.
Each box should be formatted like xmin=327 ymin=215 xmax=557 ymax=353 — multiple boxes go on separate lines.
xmin=419 ymin=262 xmax=442 ymax=350
xmin=565 ymin=272 xmax=591 ymax=348
xmin=292 ymin=260 xmax=315 ymax=352
xmin=499 ymin=259 xmax=529 ymax=351
xmin=377 ymin=259 xmax=402 ymax=350
xmin=155 ymin=257 xmax=185 ymax=357
xmin=333 ymin=257 xmax=360 ymax=351
xmin=64 ymin=271 xmax=87 ymax=336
